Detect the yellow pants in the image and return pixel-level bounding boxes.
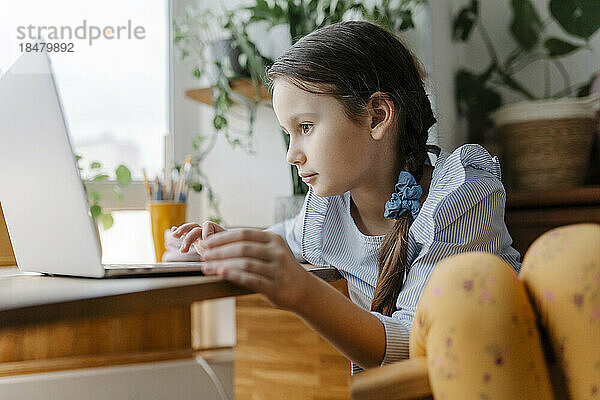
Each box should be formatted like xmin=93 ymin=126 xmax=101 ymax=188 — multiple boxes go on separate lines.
xmin=410 ymin=223 xmax=600 ymax=399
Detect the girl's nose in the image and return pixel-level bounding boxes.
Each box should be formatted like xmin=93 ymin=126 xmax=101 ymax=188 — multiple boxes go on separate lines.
xmin=286 ymin=141 xmax=306 ymax=165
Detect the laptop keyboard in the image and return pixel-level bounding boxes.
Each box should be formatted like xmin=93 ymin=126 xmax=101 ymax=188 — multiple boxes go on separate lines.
xmin=104 ymin=262 xmax=204 ymax=269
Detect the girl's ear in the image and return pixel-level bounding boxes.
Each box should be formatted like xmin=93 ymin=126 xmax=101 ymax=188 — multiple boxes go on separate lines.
xmin=367 ymin=92 xmax=395 ymax=141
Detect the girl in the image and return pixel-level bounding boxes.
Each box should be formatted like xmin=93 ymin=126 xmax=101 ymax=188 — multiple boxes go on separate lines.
xmin=172 ymin=21 xmax=600 ymax=398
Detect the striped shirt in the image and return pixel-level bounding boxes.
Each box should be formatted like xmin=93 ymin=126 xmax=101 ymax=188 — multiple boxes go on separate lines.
xmin=266 ymin=144 xmax=521 ymax=374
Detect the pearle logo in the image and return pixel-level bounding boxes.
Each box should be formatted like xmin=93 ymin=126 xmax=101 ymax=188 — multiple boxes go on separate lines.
xmin=16 ymin=20 xmax=146 ymax=46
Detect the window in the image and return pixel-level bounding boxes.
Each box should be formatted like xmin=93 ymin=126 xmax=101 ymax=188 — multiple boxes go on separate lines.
xmin=1 ymin=0 xmax=170 ymax=180
xmin=1 ymin=0 xmax=172 ymax=262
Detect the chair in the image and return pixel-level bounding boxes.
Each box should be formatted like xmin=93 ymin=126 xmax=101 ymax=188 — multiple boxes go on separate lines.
xmin=350 ymin=356 xmax=569 ymax=399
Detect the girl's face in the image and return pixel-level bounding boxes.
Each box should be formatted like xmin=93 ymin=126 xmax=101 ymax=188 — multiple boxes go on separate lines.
xmin=272 ymin=79 xmax=378 ymax=198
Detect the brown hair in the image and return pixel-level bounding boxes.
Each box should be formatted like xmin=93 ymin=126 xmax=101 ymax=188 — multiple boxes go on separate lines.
xmin=267 ymin=21 xmax=436 ymax=316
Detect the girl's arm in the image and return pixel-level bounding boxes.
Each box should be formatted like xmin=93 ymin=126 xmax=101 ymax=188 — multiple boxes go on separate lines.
xmin=294 ymin=269 xmax=387 ymax=369
xmin=200 ymin=229 xmax=387 ymax=370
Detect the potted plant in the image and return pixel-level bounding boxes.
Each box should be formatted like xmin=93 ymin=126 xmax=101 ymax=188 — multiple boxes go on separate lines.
xmin=173 ymin=7 xmax=268 ymax=156
xmin=452 ymin=0 xmax=600 ymax=190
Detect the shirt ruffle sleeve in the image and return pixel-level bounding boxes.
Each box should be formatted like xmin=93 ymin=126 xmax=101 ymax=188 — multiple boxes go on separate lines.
xmin=370 ymin=144 xmax=521 ymax=366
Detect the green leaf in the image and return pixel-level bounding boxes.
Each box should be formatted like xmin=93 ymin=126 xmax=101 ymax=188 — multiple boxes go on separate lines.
xmin=90 ymin=204 xmax=102 ymax=218
xmin=550 ymin=0 xmax=600 ymax=39
xmin=192 ymin=66 xmax=202 ymax=79
xmin=192 ymin=135 xmax=206 ymax=151
xmin=453 ymin=0 xmax=479 ymax=41
xmin=92 ymin=174 xmax=109 ymax=182
xmin=510 ymin=0 xmax=543 ymax=51
xmin=576 ymin=72 xmax=598 ymax=97
xmin=213 ymin=114 xmax=227 ymax=130
xmin=397 ymin=9 xmax=415 ymax=31
xmin=191 ymin=182 xmax=203 ymax=192
xmin=90 ymin=161 xmax=101 ymax=169
xmin=99 ymin=213 xmax=114 ymax=230
xmin=576 ymin=82 xmax=592 ymax=97
xmin=89 ymin=190 xmax=101 ymax=203
xmin=115 ymin=165 xmax=131 ymax=186
xmin=208 ymin=217 xmax=221 ymax=224
xmin=75 ymin=155 xmax=82 ymax=162
xmin=543 ymin=37 xmax=581 ymax=57
xmin=455 ymin=68 xmax=502 ymax=122
xmin=112 ymin=185 xmax=123 ymax=201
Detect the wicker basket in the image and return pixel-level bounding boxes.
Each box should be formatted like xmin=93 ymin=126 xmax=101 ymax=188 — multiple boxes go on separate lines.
xmin=493 ymin=94 xmax=600 ymax=191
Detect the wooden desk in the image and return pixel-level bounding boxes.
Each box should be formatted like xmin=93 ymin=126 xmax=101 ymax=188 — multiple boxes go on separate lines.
xmin=0 ymin=267 xmax=247 ymax=376
xmin=0 ymin=266 xmax=351 ymax=399
xmin=0 ymin=268 xmax=251 ymax=327
xmin=0 ymin=266 xmax=341 ymax=327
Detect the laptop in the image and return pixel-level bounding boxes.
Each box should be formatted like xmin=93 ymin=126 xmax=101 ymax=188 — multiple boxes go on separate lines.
xmin=0 ymin=50 xmax=205 ymax=278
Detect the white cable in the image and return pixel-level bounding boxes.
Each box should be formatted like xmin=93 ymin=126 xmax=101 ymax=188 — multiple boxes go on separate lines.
xmin=194 ymin=354 xmax=231 ymax=400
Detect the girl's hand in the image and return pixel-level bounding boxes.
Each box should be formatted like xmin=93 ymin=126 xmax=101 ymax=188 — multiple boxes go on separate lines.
xmin=171 ymin=221 xmax=226 ymax=259
xmin=201 ymin=229 xmax=309 ymax=311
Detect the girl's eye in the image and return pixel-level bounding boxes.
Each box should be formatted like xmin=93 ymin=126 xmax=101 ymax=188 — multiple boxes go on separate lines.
xmin=300 ymin=123 xmax=313 ymax=135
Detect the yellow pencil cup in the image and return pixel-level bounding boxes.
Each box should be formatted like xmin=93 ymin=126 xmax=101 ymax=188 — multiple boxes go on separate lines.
xmin=147 ymin=201 xmax=187 ymax=262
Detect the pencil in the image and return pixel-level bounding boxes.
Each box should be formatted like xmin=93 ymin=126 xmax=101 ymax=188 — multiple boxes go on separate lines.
xmin=153 ymin=177 xmax=159 ymax=200
xmin=175 ymin=156 xmax=192 ymax=203
xmin=142 ymin=168 xmax=152 ymax=198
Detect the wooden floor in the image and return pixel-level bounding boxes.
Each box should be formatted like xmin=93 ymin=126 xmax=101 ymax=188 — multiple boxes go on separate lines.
xmin=235 ymin=280 xmax=351 ymax=400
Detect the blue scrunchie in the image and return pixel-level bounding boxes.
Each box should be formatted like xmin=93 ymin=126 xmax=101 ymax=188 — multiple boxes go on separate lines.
xmin=383 ymin=171 xmax=422 ymax=220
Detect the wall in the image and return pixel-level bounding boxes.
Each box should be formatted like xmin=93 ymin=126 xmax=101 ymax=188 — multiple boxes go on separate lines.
xmin=429 ymin=1 xmax=468 ymax=150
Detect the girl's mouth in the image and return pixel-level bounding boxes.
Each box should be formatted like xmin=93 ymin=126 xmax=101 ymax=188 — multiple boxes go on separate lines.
xmin=301 ymin=173 xmax=318 ymax=183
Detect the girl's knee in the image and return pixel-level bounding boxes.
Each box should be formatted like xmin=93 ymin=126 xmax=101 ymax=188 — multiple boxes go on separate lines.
xmin=424 ymin=252 xmax=519 ymax=298
xmin=521 ymin=223 xmax=600 ymax=283
xmin=411 ymin=252 xmax=537 ymax=360
xmin=416 ymin=252 xmax=524 ymax=325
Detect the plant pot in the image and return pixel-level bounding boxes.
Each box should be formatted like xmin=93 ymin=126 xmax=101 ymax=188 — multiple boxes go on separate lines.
xmin=205 ymin=38 xmax=248 ymax=85
xmin=273 ymin=195 xmax=306 ymax=224
xmin=492 ymin=94 xmax=600 ymax=191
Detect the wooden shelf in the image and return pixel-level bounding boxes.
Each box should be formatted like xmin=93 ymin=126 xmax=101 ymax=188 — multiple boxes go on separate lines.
xmin=185 ymin=78 xmax=271 ymax=106
xmin=506 ymin=185 xmax=600 ymax=208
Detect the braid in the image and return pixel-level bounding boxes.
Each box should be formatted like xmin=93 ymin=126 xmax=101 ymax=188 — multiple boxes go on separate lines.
xmin=370 ymin=47 xmax=431 ymax=317
xmin=371 ymin=135 xmax=429 ymax=316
